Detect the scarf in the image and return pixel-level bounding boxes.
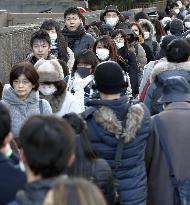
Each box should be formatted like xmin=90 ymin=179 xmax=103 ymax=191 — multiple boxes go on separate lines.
xmin=40 ymin=91 xmax=66 ymax=113
xmin=62 ymin=25 xmax=86 ymax=50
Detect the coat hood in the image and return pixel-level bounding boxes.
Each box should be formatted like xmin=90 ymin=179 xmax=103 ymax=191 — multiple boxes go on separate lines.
xmin=2 ymin=84 xmax=39 ymax=105
xmin=92 ymin=103 xmax=145 ymax=143
xmin=139 ymin=19 xmax=155 ymax=36
xmin=150 ymin=61 xmax=190 ymax=83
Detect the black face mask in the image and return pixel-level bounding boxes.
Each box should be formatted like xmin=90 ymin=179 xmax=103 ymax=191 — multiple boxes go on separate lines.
xmin=77 ymin=67 xmax=91 ymax=78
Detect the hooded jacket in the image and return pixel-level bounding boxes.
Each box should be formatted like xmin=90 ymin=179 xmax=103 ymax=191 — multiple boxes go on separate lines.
xmin=144 ymin=61 xmax=190 ymax=115
xmin=82 ymin=96 xmax=151 ymax=205
xmin=139 ymin=19 xmax=159 ymax=57
xmin=1 ymin=84 xmax=52 ymax=138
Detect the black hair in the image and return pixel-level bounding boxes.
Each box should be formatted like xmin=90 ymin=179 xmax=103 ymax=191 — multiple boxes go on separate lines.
xmin=63 ymin=113 xmax=97 ymax=179
xmin=20 ymin=115 xmax=76 ymax=178
xmin=64 ymin=7 xmax=84 ymax=19
xmin=166 ymin=39 xmax=190 ymax=62
xmin=40 ymin=20 xmax=69 ymax=63
xmin=0 ymin=103 xmax=11 ymax=147
xmin=72 ymin=49 xmax=98 ymax=75
xmin=30 ymin=29 xmax=51 ymax=48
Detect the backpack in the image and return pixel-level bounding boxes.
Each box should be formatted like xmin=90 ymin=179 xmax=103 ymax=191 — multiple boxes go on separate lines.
xmin=153 ymin=115 xmax=190 ymax=205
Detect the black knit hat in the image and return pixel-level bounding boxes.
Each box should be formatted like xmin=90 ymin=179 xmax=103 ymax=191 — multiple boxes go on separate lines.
xmin=170 ymin=18 xmax=184 ymax=34
xmin=94 ymin=61 xmax=127 ymax=94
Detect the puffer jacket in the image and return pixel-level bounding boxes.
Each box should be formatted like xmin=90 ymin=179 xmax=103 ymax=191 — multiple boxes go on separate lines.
xmin=1 ymin=84 xmax=52 ymax=138
xmin=82 ymin=96 xmax=151 ymax=205
xmin=144 ymin=61 xmax=190 ymax=115
xmin=130 ymin=43 xmax=147 ymax=70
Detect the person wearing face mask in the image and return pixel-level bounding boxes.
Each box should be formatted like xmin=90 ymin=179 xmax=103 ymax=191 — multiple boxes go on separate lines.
xmin=35 ymin=59 xmax=83 ymax=116
xmin=40 ymin=19 xmax=75 ymax=73
xmin=102 ymin=5 xmax=121 ymax=29
xmin=93 ymin=35 xmax=138 ymax=97
xmin=139 ymin=19 xmax=160 ymax=58
xmin=183 ymin=14 xmax=190 ymax=36
xmin=67 ymin=49 xmax=99 ymax=110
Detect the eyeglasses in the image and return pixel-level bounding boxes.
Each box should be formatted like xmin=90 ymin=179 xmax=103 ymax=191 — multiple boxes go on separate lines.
xmin=13 ymin=80 xmax=31 ymax=85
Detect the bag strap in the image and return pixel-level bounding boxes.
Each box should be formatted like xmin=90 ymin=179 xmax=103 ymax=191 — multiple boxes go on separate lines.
xmin=39 ymin=99 xmax=43 ymax=114
xmin=153 ymin=115 xmax=178 ymax=188
xmin=114 ymin=137 xmax=124 ymax=171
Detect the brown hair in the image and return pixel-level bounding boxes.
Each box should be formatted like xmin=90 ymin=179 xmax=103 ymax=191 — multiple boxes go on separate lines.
xmin=10 ymin=62 xmax=39 ymax=91
xmin=93 ymin=35 xmax=118 ymax=61
xmin=51 ymin=177 xmax=107 ymax=205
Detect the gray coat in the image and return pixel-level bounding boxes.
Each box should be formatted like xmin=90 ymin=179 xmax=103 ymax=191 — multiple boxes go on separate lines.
xmin=146 ymin=102 xmax=190 ymax=205
xmin=1 ymin=84 xmax=52 ymax=138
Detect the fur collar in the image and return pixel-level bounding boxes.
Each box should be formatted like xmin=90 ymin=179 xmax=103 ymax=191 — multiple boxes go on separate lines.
xmin=150 ymin=61 xmax=190 ymax=83
xmin=93 ymin=104 xmax=144 ymax=143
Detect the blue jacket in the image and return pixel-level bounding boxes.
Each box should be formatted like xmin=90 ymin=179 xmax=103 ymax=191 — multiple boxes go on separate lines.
xmin=83 ymin=96 xmax=151 ymax=205
xmin=0 ymin=152 xmax=26 ymax=205
xmin=144 ymin=61 xmax=190 ymax=115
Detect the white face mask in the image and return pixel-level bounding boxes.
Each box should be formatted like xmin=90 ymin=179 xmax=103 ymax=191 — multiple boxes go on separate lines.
xmin=144 ymin=31 xmax=150 ymax=39
xmin=105 ymin=17 xmax=118 ymax=27
xmin=185 ymin=22 xmax=190 ymax=28
xmin=39 ymin=85 xmax=57 ymax=96
xmin=96 ymin=48 xmax=110 ymax=61
xmin=115 ymin=42 xmax=124 ymax=49
xmin=174 ymin=8 xmax=180 ymax=14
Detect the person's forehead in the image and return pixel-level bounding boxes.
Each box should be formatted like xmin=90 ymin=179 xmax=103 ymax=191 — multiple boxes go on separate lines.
xmin=65 ymin=14 xmax=80 ymax=19
xmin=105 ymin=11 xmax=118 ymax=16
xmin=33 ymin=39 xmax=49 ymax=45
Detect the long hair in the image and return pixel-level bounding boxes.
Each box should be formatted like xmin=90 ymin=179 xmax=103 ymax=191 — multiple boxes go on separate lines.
xmin=63 ymin=113 xmax=97 ymax=179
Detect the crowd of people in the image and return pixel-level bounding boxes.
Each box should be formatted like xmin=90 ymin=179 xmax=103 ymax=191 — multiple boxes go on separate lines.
xmin=1 ymin=1 xmax=190 ymax=204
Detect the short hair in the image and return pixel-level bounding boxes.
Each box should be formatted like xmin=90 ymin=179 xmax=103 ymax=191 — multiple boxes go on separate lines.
xmin=10 ymin=62 xmax=39 ymax=91
xmin=40 ymin=19 xmax=60 ymax=32
xmin=30 ymin=29 xmax=51 ymax=48
xmin=0 ymin=103 xmax=11 ymax=147
xmin=166 ymin=39 xmax=190 ymax=62
xmin=72 ymin=49 xmax=98 ymax=75
xmin=20 ymin=115 xmax=76 ymax=178
xmin=64 ymin=7 xmax=84 ymax=19
xmin=51 ymin=177 xmax=107 ymax=205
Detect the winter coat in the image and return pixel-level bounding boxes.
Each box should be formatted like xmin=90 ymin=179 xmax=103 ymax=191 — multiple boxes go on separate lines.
xmin=117 ymin=48 xmax=139 ymax=96
xmin=146 ymin=102 xmax=190 ymax=205
xmin=0 ymin=152 xmax=26 ymax=205
xmin=67 ymin=73 xmax=95 ymax=111
xmin=1 ymin=84 xmax=52 ymax=138
xmin=40 ymin=90 xmax=83 ymax=117
xmin=130 ymin=43 xmax=147 ymax=70
xmin=139 ymin=19 xmax=160 ymax=57
xmin=144 ymin=61 xmax=190 ymax=115
xmin=141 ymin=43 xmax=155 ymax=63
xmin=82 ymin=96 xmax=151 ymax=205
xmin=62 ymin=26 xmax=95 ymax=55
xmin=139 ymin=58 xmax=167 ymax=99
xmin=8 ymin=178 xmax=55 ymax=205
xmin=66 ymin=47 xmax=75 ymax=73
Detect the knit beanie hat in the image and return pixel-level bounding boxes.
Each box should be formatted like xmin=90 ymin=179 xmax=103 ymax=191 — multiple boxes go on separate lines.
xmin=161 ymin=35 xmax=177 ymax=50
xmin=34 ymin=59 xmax=64 ymax=82
xmin=170 ymin=18 xmax=184 ymax=34
xmin=94 ymin=61 xmax=127 ymax=94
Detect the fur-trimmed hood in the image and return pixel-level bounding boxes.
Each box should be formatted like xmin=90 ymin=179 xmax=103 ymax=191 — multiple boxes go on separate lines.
xmin=150 ymin=61 xmax=190 ymax=83
xmin=93 ymin=103 xmax=144 ymax=143
xmin=139 ymin=19 xmax=155 ymax=36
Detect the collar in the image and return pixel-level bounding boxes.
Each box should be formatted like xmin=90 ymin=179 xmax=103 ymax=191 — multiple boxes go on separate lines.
xmin=164 ymin=102 xmax=190 ymax=110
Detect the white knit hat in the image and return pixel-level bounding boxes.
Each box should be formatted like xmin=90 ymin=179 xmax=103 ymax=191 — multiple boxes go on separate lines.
xmin=34 ymin=59 xmax=64 ymax=82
